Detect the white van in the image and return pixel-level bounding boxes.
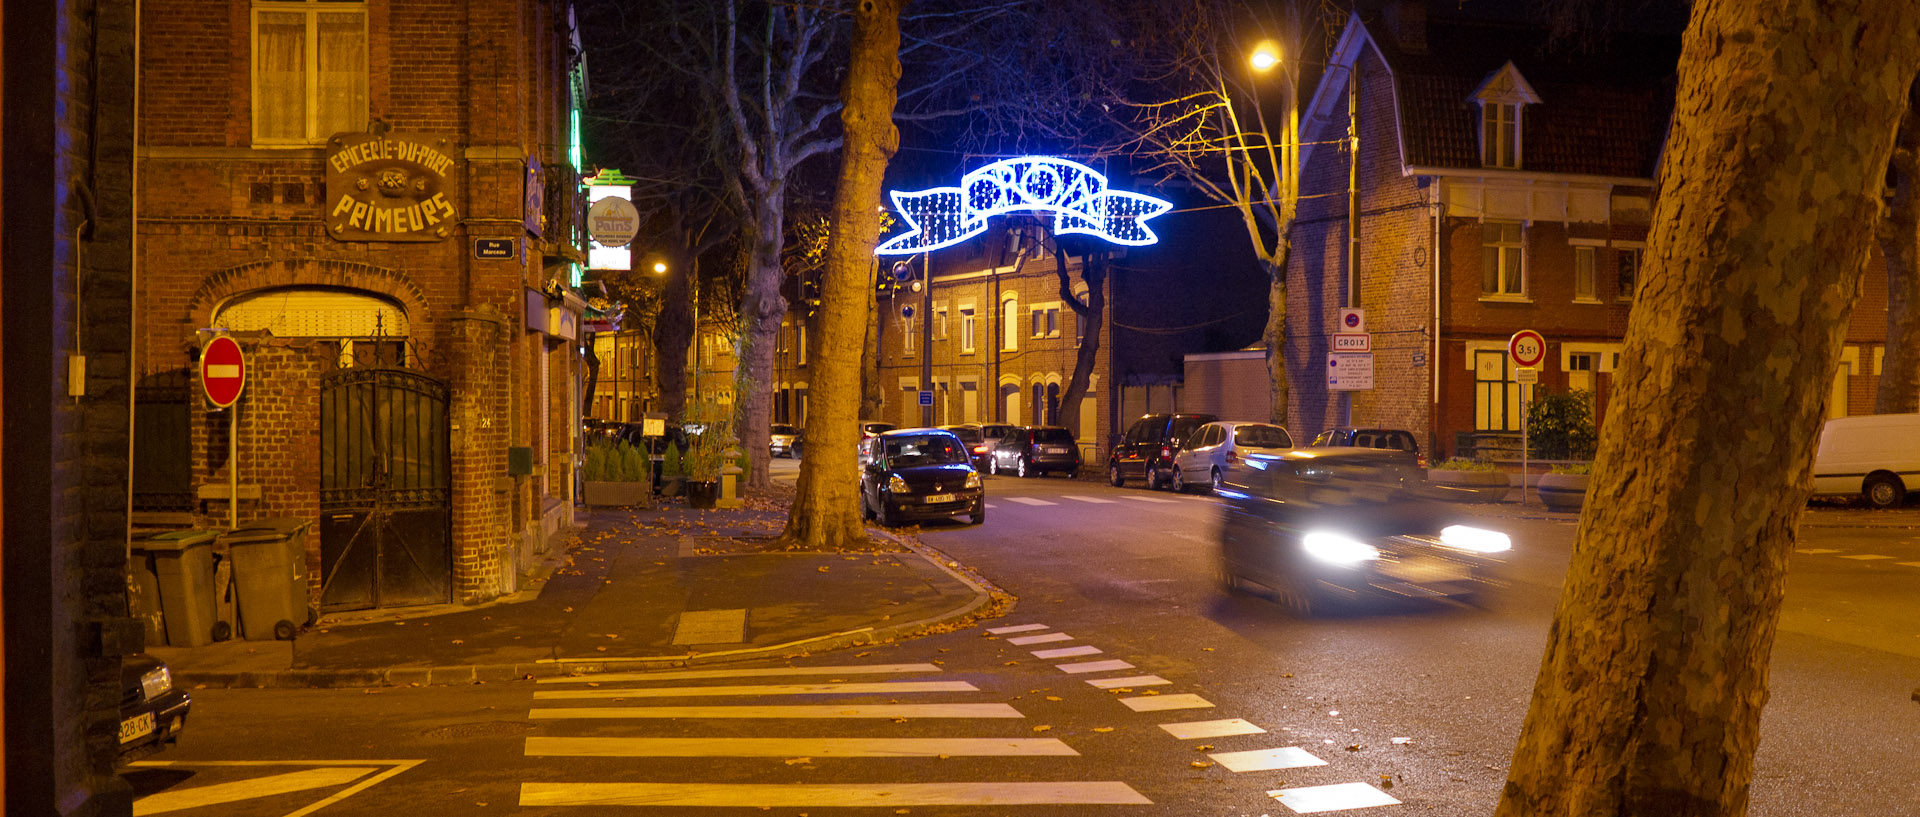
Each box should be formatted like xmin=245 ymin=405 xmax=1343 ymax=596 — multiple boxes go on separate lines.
xmin=1810 ymin=413 xmax=1920 ymax=508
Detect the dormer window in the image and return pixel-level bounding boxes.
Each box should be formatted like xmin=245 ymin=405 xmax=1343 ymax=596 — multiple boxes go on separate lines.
xmin=1473 ymin=61 xmax=1540 ymax=170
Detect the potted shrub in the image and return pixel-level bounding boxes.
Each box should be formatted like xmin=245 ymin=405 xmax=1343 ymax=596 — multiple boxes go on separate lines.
xmin=1527 ymin=390 xmax=1598 ymax=510
xmin=1426 ymin=458 xmax=1511 ymax=502
xmin=582 ymin=439 xmax=651 ymax=507
xmin=681 ymin=407 xmax=733 ymax=510
xmin=1537 ymin=462 xmax=1592 ymax=511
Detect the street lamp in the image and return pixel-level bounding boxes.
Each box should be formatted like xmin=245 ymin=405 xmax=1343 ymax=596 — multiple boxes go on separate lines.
xmin=652 ymin=261 xmax=667 ymax=274
xmin=1249 ymin=41 xmax=1281 ymax=73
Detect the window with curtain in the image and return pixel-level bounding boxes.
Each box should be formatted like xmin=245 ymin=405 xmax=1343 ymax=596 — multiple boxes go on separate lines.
xmin=1481 ymin=102 xmax=1518 ymax=168
xmin=254 ymin=1 xmax=368 ymax=145
xmin=1481 ymin=222 xmax=1525 ymax=297
xmin=1573 ymin=246 xmax=1598 ymax=302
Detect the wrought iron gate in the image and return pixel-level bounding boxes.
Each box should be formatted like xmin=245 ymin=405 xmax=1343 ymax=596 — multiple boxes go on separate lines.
xmin=319 ymin=367 xmax=451 ymax=610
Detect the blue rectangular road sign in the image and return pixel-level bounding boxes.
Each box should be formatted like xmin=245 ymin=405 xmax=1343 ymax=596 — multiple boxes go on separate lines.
xmin=918 ymin=390 xmax=934 ymax=407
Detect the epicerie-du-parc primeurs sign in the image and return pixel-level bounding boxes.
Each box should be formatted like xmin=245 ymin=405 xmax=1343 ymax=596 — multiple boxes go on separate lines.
xmin=325 ymin=133 xmax=458 ymax=242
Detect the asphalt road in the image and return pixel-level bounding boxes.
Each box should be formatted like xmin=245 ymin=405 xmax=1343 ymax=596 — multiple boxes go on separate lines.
xmin=128 ymin=464 xmax=1920 ymax=816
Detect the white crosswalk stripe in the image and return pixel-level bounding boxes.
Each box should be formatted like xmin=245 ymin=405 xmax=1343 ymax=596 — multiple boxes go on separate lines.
xmin=1005 ymin=496 xmax=1058 ymax=506
xmin=533 ymin=680 xmax=977 ymax=700
xmin=1060 ymin=495 xmax=1117 ymax=504
xmin=1120 ymin=495 xmax=1179 ymax=503
xmin=521 ymin=781 xmax=1152 ymax=807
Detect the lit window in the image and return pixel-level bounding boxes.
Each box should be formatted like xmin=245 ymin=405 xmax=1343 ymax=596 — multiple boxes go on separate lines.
xmin=960 ymin=308 xmax=976 ymax=354
xmin=1481 ymin=102 xmax=1518 ymax=168
xmin=1481 ymin=222 xmax=1525 ymax=297
xmin=935 ymin=308 xmax=948 ymax=341
xmin=1574 ymin=246 xmax=1597 ymax=302
xmin=797 ymin=320 xmax=807 ymax=365
xmin=1001 ymin=294 xmax=1018 ymax=351
xmin=253 ymin=0 xmax=368 ymax=146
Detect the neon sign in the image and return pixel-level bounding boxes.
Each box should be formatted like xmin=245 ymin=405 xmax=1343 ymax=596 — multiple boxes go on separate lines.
xmin=876 ymin=156 xmax=1172 ymax=256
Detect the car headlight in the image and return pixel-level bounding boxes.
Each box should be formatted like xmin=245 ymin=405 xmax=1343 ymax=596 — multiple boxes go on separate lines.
xmin=140 ymin=665 xmax=172 ymax=701
xmin=1439 ymin=525 xmax=1511 ymax=554
xmin=964 ymin=471 xmax=981 ymax=489
xmin=1302 ymin=531 xmax=1380 ymax=566
xmin=887 ymin=474 xmax=910 ymax=493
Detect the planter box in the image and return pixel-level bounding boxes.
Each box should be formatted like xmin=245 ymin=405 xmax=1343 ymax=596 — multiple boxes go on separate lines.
xmin=1426 ymin=469 xmax=1511 ymax=503
xmin=685 ymin=479 xmax=720 ymax=509
xmin=1535 ymin=473 xmax=1589 ymax=511
xmin=584 ymin=481 xmax=650 ymax=508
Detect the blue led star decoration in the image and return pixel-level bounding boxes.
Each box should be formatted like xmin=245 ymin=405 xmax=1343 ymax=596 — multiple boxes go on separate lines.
xmin=875 ymin=156 xmax=1172 ymax=256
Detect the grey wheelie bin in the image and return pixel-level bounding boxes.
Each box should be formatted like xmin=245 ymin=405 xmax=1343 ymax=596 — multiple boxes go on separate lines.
xmin=220 ymin=517 xmax=314 ymax=641
xmin=134 ymin=530 xmax=223 ymax=647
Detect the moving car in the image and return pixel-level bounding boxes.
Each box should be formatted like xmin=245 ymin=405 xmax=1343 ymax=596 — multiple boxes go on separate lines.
xmin=1217 ymin=448 xmax=1511 ymax=615
xmin=1309 ymin=427 xmax=1426 ymax=467
xmin=988 ymin=426 xmax=1081 ymax=478
xmin=860 ymin=428 xmax=986 ymax=526
xmin=1810 ymin=413 xmax=1920 ymax=507
xmin=1171 ymin=421 xmax=1294 ymax=493
xmin=770 ymin=424 xmax=801 ymax=458
xmin=117 ymin=653 xmax=190 ymax=765
xmin=1108 ymin=412 xmax=1217 ymax=489
xmin=940 ymin=424 xmax=993 ymax=469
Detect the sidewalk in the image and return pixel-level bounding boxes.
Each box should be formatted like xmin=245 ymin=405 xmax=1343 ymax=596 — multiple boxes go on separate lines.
xmin=151 ymin=495 xmax=1006 ymax=689
xmin=1452 ymin=493 xmax=1920 ymax=528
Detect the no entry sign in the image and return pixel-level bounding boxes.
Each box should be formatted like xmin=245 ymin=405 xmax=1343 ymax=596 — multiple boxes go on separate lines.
xmin=201 ymin=335 xmax=247 ymax=407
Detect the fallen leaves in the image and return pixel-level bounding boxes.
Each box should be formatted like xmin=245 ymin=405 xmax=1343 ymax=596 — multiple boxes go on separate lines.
xmin=1032 ymin=725 xmax=1052 ymax=732
xmin=1092 ymin=727 xmax=1114 ymax=733
xmin=1190 ymin=761 xmax=1214 ymax=769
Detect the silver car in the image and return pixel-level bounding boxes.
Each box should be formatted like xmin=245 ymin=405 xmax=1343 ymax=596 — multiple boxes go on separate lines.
xmin=770 ymin=424 xmax=800 ymax=457
xmin=1172 ymin=421 xmax=1295 ymax=493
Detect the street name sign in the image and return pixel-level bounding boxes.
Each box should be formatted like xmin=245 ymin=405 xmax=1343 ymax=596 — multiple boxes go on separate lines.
xmin=1332 ymin=333 xmax=1371 ymax=352
xmin=1326 ymin=352 xmax=1374 ymax=391
xmin=473 ymin=237 xmax=516 ymax=260
xmin=201 ymin=335 xmax=246 ymax=408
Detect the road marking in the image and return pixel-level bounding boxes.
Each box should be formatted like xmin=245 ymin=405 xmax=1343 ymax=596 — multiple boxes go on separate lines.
xmin=1056 ymin=659 xmax=1135 ymax=674
xmin=1898 ymin=562 xmax=1920 ymax=568
xmin=1121 ymin=495 xmax=1178 ymax=504
xmin=521 ymin=781 xmax=1152 ymax=807
xmin=984 ymin=503 xmax=996 ymax=509
xmin=134 ymin=768 xmax=377 ymax=816
xmin=1267 ymin=782 xmax=1401 ymax=813
xmin=671 ymin=609 xmax=747 ymax=644
xmin=530 ymin=703 xmax=1024 ymax=719
xmin=987 ymin=623 xmax=1051 ymax=634
xmin=1005 ymin=497 xmax=1058 ymax=506
xmin=1210 ymin=746 xmax=1329 ymax=773
xmin=539 ymin=663 xmax=941 ymax=684
xmin=1032 ymin=645 xmax=1103 ymax=659
xmin=1161 ymin=719 xmax=1266 ymax=739
xmin=1838 ymin=553 xmax=1895 ymax=560
xmin=1087 ymin=675 xmax=1170 ymax=689
xmin=1008 ymin=632 xmax=1074 ymax=645
xmin=525 ymin=736 xmax=1080 ymax=758
xmin=127 ymin=760 xmax=424 ymax=817
xmin=1795 ymin=548 xmax=1842 ymax=554
xmin=533 ymin=680 xmax=978 ymax=700
xmin=1061 ymin=495 xmax=1117 ymax=504
xmin=1119 ymin=693 xmax=1213 ymax=712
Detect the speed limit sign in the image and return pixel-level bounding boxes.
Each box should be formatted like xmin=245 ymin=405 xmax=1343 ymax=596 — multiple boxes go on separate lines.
xmin=1508 ymin=329 xmax=1546 ymax=369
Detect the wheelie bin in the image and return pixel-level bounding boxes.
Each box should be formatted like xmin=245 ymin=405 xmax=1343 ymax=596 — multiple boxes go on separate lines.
xmin=219 ymin=518 xmax=314 ymax=641
xmin=135 ymin=530 xmax=223 ymax=647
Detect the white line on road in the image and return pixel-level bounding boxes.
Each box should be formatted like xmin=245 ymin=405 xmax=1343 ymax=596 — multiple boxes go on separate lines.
xmin=1210 ymin=746 xmax=1328 ymax=773
xmin=524 ymin=736 xmax=1080 ymax=758
xmin=533 ymin=681 xmax=978 ymax=700
xmin=134 ymin=768 xmax=377 ymax=816
xmin=987 ymin=623 xmax=1051 ymax=634
xmin=1838 ymin=554 xmax=1895 ymax=560
xmin=1899 ymin=562 xmax=1920 ymax=568
xmin=1266 ymin=782 xmax=1401 ymax=813
xmin=1061 ymin=495 xmax=1117 ymax=504
xmin=1119 ymin=693 xmax=1213 ymax=712
xmin=1795 ymin=548 xmax=1842 ymax=554
xmin=1161 ymin=719 xmax=1266 ymax=739
xmin=530 ymin=703 xmax=1024 ymax=719
xmin=521 ymin=781 xmax=1153 ymax=807
xmin=538 ymin=663 xmax=942 ymax=684
xmin=1056 ymin=659 xmax=1135 ymax=674
xmin=1086 ymin=675 xmax=1170 ymax=688
xmin=1005 ymin=497 xmax=1058 ymax=506
xmin=1032 ymin=645 xmax=1103 ymax=659
xmin=1008 ymin=632 xmax=1074 ymax=645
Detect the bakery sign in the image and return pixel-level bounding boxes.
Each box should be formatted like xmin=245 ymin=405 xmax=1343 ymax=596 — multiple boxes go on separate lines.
xmin=325 ymin=132 xmax=459 ymax=242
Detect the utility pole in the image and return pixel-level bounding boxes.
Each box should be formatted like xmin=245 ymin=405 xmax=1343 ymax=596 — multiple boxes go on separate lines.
xmin=1342 ymin=60 xmax=1360 ymax=428
xmin=919 ymin=252 xmax=934 ymax=427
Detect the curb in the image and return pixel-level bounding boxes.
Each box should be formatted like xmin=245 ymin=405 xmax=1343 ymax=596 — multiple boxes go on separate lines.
xmin=178 ymin=527 xmax=1005 ymax=690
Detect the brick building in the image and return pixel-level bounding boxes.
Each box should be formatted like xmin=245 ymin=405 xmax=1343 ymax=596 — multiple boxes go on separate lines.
xmin=134 ymin=0 xmax=592 ymax=610
xmin=1282 ymin=7 xmax=1893 ymax=460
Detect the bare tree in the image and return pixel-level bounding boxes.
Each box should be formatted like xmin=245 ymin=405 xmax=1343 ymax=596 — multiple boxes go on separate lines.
xmin=1496 ymin=2 xmax=1920 ymax=815
xmin=1876 ymin=86 xmax=1920 ymax=414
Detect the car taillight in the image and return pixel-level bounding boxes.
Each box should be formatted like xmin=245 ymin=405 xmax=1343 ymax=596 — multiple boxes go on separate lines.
xmin=1225 ymin=450 xmax=1239 ymax=462
xmin=1417 ymin=455 xmax=1429 ymax=468
xmin=1160 ymin=446 xmax=1171 ymax=459
xmin=972 ymin=445 xmax=988 ymax=453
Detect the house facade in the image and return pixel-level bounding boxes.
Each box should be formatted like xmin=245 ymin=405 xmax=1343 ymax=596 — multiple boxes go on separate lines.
xmin=135 ymin=0 xmax=592 ymax=609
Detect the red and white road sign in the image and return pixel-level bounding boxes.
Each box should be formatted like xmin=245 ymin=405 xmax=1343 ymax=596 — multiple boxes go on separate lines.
xmin=1508 ymin=329 xmax=1546 ymax=369
xmin=201 ymin=335 xmax=247 ymax=407
xmin=1332 ymin=333 xmax=1371 ymax=352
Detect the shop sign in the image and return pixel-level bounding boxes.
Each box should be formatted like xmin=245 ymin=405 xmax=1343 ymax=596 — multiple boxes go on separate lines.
xmin=325 ymin=132 xmax=459 ymax=242
xmin=588 ymin=196 xmax=640 ymax=247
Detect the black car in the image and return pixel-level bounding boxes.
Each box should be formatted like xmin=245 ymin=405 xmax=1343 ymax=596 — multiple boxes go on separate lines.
xmin=988 ymin=426 xmax=1081 ymax=478
xmin=940 ymin=424 xmax=993 ymax=469
xmin=1107 ymin=412 xmax=1217 ymax=489
xmin=117 ymin=653 xmax=191 ymax=765
xmin=861 ymin=428 xmax=986 ymax=526
xmin=1217 ymin=448 xmax=1511 ymax=615
xmin=1310 ymin=427 xmax=1426 ymax=467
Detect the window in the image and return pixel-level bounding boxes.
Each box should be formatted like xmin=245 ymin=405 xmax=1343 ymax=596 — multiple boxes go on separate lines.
xmin=960 ymin=308 xmax=977 ymax=354
xmin=1481 ymin=222 xmax=1525 ymax=298
xmin=1481 ymin=102 xmax=1517 ymax=168
xmin=1030 ymin=305 xmax=1060 ymax=339
xmin=902 ymin=315 xmax=915 ymax=355
xmin=1001 ymin=294 xmax=1019 ymax=351
xmin=1616 ymin=248 xmax=1642 ymax=301
xmin=1567 ymin=352 xmax=1597 ymax=400
xmin=935 ymin=307 xmax=948 ymax=341
xmin=1473 ymin=349 xmax=1521 ymax=431
xmin=253 ymin=0 xmax=368 ymax=146
xmin=797 ymin=320 xmax=807 ymax=365
xmin=778 ymin=322 xmax=789 ymax=354
xmin=1573 ymin=246 xmax=1598 ymax=302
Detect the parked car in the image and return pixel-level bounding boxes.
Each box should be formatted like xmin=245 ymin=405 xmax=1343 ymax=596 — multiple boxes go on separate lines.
xmin=940 ymin=424 xmax=993 ymax=469
xmin=1171 ymin=421 xmax=1295 ymax=493
xmin=860 ymin=428 xmax=986 ymax=526
xmin=988 ymin=426 xmax=1082 ymax=478
xmin=1811 ymin=412 xmax=1920 ymax=508
xmin=1107 ymin=412 xmax=1218 ymax=489
xmin=1217 ymin=448 xmax=1511 ymax=616
xmin=1310 ymin=427 xmax=1426 ymax=467
xmin=770 ymin=424 xmax=801 ymax=458
xmin=117 ymin=653 xmax=191 ymax=765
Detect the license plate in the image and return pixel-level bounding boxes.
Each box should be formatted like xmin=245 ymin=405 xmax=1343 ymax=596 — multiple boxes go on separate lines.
xmin=1379 ymin=557 xmax=1469 ymax=584
xmin=1045 ymin=446 xmax=1070 ymax=454
xmin=924 ymin=493 xmax=955 ymax=504
xmin=119 ymin=711 xmax=155 ymax=744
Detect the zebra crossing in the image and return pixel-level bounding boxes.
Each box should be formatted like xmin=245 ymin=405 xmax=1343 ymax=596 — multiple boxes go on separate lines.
xmin=520 ymin=661 xmax=1153 ymax=809
xmin=991 ymin=493 xmax=1202 ymax=508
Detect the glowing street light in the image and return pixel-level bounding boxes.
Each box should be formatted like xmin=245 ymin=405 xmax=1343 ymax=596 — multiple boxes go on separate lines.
xmin=1249 ymin=41 xmax=1281 ymax=73
xmin=652 ymin=261 xmax=667 ymax=274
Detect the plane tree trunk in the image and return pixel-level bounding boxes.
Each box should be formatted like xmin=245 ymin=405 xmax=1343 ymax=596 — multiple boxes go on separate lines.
xmin=1875 ymin=91 xmax=1920 ymax=414
xmin=1496 ymin=3 xmax=1920 ymax=816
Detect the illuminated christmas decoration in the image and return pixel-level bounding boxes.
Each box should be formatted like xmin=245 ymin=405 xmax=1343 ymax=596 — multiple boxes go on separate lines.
xmin=876 ymin=156 xmax=1172 ymax=255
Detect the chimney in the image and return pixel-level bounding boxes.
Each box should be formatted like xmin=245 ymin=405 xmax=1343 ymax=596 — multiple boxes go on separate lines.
xmin=1382 ymin=0 xmax=1427 ymax=55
